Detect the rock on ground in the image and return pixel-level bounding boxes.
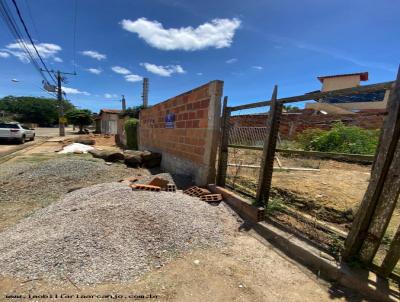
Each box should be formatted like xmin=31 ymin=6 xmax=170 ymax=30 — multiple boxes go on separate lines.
xmin=0 ymin=182 xmax=237 ymax=285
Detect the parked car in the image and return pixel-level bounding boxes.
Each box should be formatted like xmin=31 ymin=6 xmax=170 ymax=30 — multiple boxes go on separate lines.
xmin=0 ymin=122 xmax=35 ymax=144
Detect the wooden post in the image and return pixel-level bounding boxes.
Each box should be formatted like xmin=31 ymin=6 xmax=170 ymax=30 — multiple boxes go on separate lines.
xmin=343 ymin=67 xmax=400 ymax=261
xmin=216 ymin=96 xmax=231 ymax=186
xmin=380 ymin=225 xmax=400 ymax=277
xmin=255 ymin=86 xmax=282 ymax=205
xmin=360 ymin=133 xmax=400 ymax=263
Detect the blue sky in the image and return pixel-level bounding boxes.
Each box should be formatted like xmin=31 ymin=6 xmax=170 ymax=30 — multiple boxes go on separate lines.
xmin=0 ymin=0 xmax=398 ymax=113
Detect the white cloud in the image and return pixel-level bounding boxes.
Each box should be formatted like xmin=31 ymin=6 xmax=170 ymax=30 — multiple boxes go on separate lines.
xmin=4 ymin=40 xmax=62 ymax=63
xmin=120 ymin=17 xmax=241 ymax=51
xmin=226 ymin=58 xmax=237 ymax=64
xmin=54 ymin=57 xmax=63 ymax=62
xmin=252 ymin=65 xmax=263 ymax=70
xmin=80 ymin=50 xmax=106 ymax=60
xmin=266 ymin=34 xmax=397 ymax=72
xmin=0 ymin=51 xmax=10 ymax=58
xmin=104 ymin=93 xmax=118 ymax=99
xmin=196 ymin=72 xmax=203 ymax=76
xmin=111 ymin=66 xmax=131 ymax=75
xmin=62 ymin=86 xmax=90 ymax=96
xmin=140 ymin=62 xmax=185 ymax=77
xmin=125 ymin=74 xmax=142 ymax=83
xmin=87 ymin=68 xmax=102 ymax=74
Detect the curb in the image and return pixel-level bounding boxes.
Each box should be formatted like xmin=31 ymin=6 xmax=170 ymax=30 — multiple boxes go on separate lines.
xmin=208 ymin=184 xmax=399 ymax=302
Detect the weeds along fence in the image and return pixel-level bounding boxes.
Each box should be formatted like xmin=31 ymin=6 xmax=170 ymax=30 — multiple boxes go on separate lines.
xmin=216 ymin=71 xmax=400 ymax=282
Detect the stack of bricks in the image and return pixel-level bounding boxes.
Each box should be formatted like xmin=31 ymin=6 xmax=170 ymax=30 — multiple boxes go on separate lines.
xmin=183 ymin=186 xmax=223 ymax=203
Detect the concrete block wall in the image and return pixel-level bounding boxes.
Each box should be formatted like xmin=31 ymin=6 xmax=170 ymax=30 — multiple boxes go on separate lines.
xmin=139 ymin=80 xmax=223 ymax=185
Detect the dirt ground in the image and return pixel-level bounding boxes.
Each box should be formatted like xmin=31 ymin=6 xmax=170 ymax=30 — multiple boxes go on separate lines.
xmin=227 ymin=148 xmax=400 ymax=274
xmin=228 ymin=148 xmax=371 ymax=213
xmin=0 ymin=136 xmax=369 ymax=302
xmin=0 ymin=233 xmax=365 ymax=302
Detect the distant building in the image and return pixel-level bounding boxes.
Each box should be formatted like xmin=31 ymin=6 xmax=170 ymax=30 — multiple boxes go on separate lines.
xmin=306 ymin=72 xmax=390 ymax=114
xmin=95 ymin=109 xmax=122 ymax=134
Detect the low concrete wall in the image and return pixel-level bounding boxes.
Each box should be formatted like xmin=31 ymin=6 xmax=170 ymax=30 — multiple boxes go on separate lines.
xmin=139 ymin=81 xmax=223 ymax=185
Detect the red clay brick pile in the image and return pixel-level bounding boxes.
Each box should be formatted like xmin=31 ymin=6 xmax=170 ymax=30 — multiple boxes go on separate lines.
xmin=128 ymin=176 xmax=176 ymax=193
xmin=183 ymin=186 xmax=223 ymax=203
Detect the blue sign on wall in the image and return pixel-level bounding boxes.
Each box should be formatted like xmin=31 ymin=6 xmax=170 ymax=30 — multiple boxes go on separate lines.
xmin=165 ymin=111 xmax=175 ymax=128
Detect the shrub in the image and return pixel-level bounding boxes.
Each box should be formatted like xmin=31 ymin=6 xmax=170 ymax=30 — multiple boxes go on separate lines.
xmin=292 ymin=128 xmax=325 ymax=150
xmin=296 ymin=122 xmax=379 ymax=154
xmin=124 ymin=118 xmax=139 ymax=150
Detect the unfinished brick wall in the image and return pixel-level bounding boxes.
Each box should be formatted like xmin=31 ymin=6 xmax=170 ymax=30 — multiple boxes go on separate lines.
xmin=229 ymin=109 xmax=385 ymax=139
xmin=139 ymin=81 xmax=223 ymax=185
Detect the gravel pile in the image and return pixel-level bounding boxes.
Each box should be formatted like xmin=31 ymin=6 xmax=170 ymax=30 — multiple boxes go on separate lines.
xmin=0 ymin=156 xmax=141 ymax=204
xmin=0 ymin=182 xmax=237 ymax=284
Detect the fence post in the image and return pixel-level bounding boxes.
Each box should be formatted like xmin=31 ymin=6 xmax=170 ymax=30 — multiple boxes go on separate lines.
xmin=380 ymin=225 xmax=400 ymax=277
xmin=255 ymin=85 xmax=282 ymax=206
xmin=343 ymin=66 xmax=400 ymax=261
xmin=216 ymin=96 xmax=230 ymax=186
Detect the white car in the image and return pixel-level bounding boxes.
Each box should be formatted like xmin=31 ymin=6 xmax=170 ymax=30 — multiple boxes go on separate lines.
xmin=0 ymin=122 xmax=35 ymax=144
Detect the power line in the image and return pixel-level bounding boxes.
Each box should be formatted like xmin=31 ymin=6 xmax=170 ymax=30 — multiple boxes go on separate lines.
xmin=0 ymin=0 xmax=50 ymax=83
xmin=23 ymin=0 xmax=41 ymax=42
xmin=72 ymin=0 xmax=77 ymax=74
xmin=10 ymin=0 xmax=56 ymax=84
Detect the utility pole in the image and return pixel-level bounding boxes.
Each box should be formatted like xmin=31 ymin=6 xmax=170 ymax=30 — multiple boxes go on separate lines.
xmin=41 ymin=69 xmax=76 ymax=137
xmin=121 ymin=95 xmax=126 ymax=112
xmin=56 ymin=71 xmax=65 ymax=136
xmin=142 ymin=77 xmax=149 ymax=108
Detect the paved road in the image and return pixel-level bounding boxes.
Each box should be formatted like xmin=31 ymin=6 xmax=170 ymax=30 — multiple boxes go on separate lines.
xmin=0 ymin=127 xmax=73 ymax=157
xmin=35 ymin=127 xmax=74 ymax=137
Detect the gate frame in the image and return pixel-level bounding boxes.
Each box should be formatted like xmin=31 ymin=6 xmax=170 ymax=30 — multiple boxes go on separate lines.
xmin=216 ymin=72 xmax=400 ymax=279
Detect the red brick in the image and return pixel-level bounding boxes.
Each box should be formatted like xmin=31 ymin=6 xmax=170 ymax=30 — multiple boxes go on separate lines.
xmin=186 ymin=103 xmax=193 ymax=110
xmin=192 ymin=120 xmax=200 ymax=128
xmin=197 ymin=110 xmax=205 ymax=119
xmin=186 ymin=120 xmax=193 ymax=128
xmin=195 ymin=147 xmax=205 ymax=154
xmin=200 ymin=99 xmax=210 ymax=108
xmin=176 ymin=121 xmax=185 ymax=128
xmin=199 ymin=120 xmax=208 ymax=128
xmin=189 ymin=112 xmax=196 ymax=119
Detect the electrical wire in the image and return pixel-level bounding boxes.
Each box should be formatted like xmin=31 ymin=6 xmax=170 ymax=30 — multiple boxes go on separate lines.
xmin=0 ymin=0 xmax=50 ymax=83
xmin=10 ymin=0 xmax=56 ymax=84
xmin=23 ymin=0 xmax=41 ymax=42
xmin=72 ymin=0 xmax=77 ymax=74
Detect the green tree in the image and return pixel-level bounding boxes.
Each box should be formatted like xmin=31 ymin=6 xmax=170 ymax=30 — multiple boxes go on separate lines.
xmin=121 ymin=105 xmax=147 ymax=119
xmin=65 ymin=109 xmax=93 ymax=133
xmin=283 ymin=105 xmax=300 ymax=112
xmin=0 ymin=96 xmax=74 ymax=126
